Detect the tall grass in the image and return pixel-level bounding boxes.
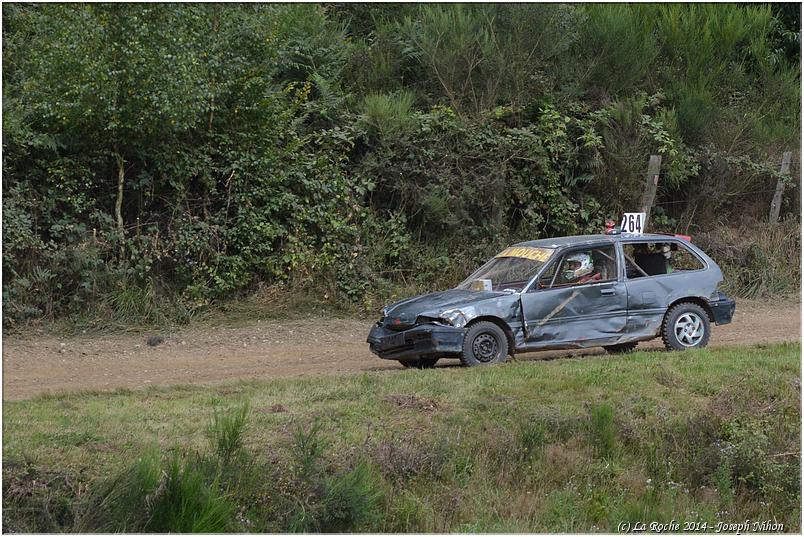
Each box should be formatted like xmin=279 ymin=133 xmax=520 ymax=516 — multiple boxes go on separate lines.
xmin=75 ymin=408 xmax=247 ymax=532
xmin=695 ymin=219 xmax=801 ymax=298
xmin=143 ymin=456 xmax=234 ymax=533
xmin=76 ymin=446 xmax=163 ymax=532
xmin=319 ymin=461 xmax=384 ymax=532
xmin=208 ymin=401 xmax=250 ymax=464
xmin=360 ymin=91 xmax=416 ymax=138
xmin=102 ymin=279 xmax=182 ymax=328
xmin=290 ymin=420 xmax=327 ymax=481
xmin=589 ymin=403 xmax=617 ymax=460
xmin=285 ymin=421 xmax=386 ymax=532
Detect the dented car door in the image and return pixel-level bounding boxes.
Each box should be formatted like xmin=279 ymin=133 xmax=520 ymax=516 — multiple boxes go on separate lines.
xmin=519 ymin=244 xmax=627 ymax=348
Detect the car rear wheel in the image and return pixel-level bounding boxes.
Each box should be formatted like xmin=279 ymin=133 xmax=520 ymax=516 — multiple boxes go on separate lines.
xmin=604 ymin=342 xmax=638 ymax=354
xmin=662 ymin=302 xmax=711 ymax=351
xmin=461 ymin=321 xmax=508 ymax=367
xmin=398 ymin=357 xmax=439 ymax=369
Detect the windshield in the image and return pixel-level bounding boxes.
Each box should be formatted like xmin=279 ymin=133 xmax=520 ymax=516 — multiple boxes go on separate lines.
xmin=457 ymin=246 xmax=555 ymax=292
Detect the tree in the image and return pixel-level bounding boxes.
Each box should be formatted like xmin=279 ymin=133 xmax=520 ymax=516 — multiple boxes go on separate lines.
xmin=4 ymin=4 xmax=209 ymax=256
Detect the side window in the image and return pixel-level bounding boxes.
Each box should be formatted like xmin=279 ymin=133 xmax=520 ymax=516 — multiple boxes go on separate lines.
xmin=534 ymin=260 xmax=558 ymax=289
xmin=623 ymin=243 xmax=660 ymax=278
xmin=623 ymin=241 xmax=704 ymax=279
xmin=624 ymin=254 xmax=646 ymax=279
xmin=670 ymin=242 xmax=706 ymax=272
xmin=550 ymin=246 xmax=617 ymax=288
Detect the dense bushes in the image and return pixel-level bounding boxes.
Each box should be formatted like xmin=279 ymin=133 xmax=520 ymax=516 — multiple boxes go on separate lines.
xmin=2 ymin=4 xmax=800 ymax=327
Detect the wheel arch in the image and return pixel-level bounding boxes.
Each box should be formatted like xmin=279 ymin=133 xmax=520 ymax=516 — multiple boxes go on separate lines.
xmin=466 ymin=316 xmax=516 ymax=356
xmin=667 ymin=296 xmax=715 ymax=322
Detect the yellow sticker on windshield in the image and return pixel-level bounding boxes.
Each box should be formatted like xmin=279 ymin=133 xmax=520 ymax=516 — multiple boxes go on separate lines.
xmin=495 ymin=246 xmax=553 ymax=262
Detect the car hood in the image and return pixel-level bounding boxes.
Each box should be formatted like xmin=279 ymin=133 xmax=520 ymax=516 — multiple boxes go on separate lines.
xmin=385 ymin=289 xmax=506 ymax=322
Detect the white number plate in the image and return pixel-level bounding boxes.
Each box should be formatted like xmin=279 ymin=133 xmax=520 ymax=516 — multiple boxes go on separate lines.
xmin=620 ymin=212 xmax=645 ymax=235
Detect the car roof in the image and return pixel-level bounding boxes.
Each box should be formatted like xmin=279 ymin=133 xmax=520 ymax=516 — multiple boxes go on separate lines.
xmin=513 ymin=233 xmax=683 ymax=249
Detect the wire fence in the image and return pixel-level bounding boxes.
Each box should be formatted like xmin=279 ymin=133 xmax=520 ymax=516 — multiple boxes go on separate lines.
xmin=652 ymin=188 xmax=789 ymax=206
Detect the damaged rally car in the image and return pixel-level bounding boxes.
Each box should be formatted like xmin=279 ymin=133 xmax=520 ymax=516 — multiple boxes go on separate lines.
xmin=367 ymin=232 xmax=736 ymax=367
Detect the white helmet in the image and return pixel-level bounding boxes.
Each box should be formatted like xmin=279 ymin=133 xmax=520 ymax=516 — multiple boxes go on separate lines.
xmin=563 ymin=252 xmax=593 ymax=281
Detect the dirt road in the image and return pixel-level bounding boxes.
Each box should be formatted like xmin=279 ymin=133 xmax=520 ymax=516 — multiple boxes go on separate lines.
xmin=3 ymin=299 xmax=800 ymax=400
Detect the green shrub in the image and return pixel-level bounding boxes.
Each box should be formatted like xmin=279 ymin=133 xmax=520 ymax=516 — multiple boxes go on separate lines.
xmin=208 ymin=401 xmax=250 ymax=465
xmin=713 ymin=460 xmax=735 ymax=507
xmin=360 ymin=91 xmax=416 ymax=138
xmin=285 ymin=422 xmax=386 ymax=532
xmin=723 ymin=417 xmax=800 ymax=504
xmin=319 ymin=461 xmax=385 ymax=532
xmin=82 ymin=449 xmax=235 ymax=532
xmin=77 ymin=446 xmax=163 ymax=531
xmin=290 ymin=421 xmax=327 ymax=481
xmin=144 ymin=456 xmax=234 ymax=533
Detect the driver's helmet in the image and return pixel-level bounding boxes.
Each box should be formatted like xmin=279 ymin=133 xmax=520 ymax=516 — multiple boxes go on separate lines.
xmin=563 ymin=252 xmax=594 ymax=281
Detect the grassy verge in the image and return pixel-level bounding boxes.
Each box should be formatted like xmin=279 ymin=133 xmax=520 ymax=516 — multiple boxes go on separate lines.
xmin=3 ymin=343 xmax=801 ymax=532
xmin=34 ymin=284 xmax=362 ymax=338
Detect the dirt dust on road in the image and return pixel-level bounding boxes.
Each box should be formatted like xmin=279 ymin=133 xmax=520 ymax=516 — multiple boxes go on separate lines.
xmin=3 ymin=299 xmax=800 ymax=400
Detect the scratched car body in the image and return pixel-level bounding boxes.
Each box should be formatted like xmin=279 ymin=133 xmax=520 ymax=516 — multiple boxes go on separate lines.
xmin=367 ymin=232 xmax=736 ymax=367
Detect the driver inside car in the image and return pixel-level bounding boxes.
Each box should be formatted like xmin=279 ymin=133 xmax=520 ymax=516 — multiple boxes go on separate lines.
xmin=557 ymin=252 xmax=601 ymax=285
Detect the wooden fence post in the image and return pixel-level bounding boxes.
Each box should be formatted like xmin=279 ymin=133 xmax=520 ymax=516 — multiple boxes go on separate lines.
xmin=639 ymin=155 xmax=662 ymax=228
xmin=769 ymin=151 xmax=792 ymax=223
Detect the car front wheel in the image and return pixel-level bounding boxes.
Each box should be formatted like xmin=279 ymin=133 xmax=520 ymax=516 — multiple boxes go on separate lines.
xmin=460 ymin=321 xmax=509 ymax=367
xmin=662 ymin=302 xmax=711 ymax=351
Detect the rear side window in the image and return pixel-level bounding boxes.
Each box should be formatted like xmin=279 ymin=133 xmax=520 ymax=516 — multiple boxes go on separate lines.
xmin=623 ymin=241 xmax=704 ymax=278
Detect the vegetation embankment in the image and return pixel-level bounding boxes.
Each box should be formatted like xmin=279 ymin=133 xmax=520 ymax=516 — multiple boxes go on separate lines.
xmin=4 ymin=342 xmax=800 ymax=532
xmin=3 ymin=4 xmax=801 ymax=331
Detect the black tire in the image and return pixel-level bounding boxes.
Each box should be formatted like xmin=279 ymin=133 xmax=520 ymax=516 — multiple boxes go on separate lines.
xmin=460 ymin=321 xmax=509 ymax=367
xmin=662 ymin=302 xmax=711 ymax=351
xmin=398 ymin=357 xmax=439 ymax=369
xmin=604 ymin=342 xmax=638 ymax=354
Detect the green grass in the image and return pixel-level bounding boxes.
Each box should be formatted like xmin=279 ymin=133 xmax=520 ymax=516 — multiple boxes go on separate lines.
xmin=3 ymin=343 xmax=801 ymax=532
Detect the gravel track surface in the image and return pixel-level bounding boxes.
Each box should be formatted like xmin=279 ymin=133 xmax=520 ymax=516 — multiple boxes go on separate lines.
xmin=3 ymin=299 xmax=799 ymax=400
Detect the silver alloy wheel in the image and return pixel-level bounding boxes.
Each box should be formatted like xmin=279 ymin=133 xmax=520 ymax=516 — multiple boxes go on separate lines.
xmin=674 ymin=312 xmax=705 ymax=347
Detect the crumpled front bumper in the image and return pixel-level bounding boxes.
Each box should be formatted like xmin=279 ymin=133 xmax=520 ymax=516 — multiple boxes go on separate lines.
xmin=708 ymin=293 xmax=736 ymax=325
xmin=367 ymin=323 xmax=465 ymax=361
